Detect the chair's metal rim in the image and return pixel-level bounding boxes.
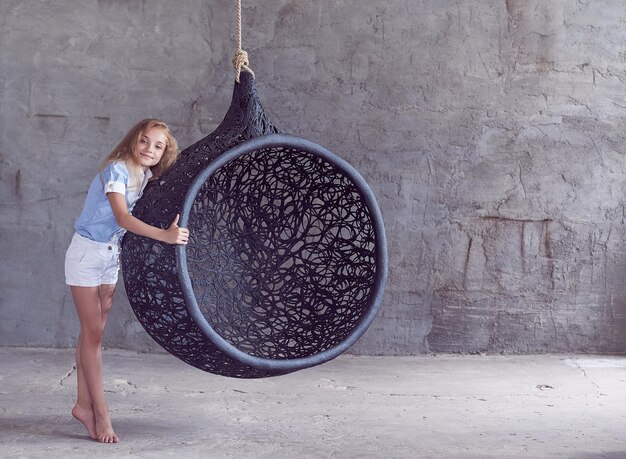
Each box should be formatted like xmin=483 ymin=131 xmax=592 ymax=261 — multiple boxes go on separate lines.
xmin=177 ymin=133 xmax=388 ymax=372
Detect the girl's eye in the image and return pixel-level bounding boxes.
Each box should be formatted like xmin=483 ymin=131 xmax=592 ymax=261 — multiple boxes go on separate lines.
xmin=140 ymin=138 xmax=148 ymax=144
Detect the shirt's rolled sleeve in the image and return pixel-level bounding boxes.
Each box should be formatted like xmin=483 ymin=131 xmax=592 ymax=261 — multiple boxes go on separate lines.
xmin=102 ymin=162 xmax=129 ymax=195
xmin=105 ymin=180 xmax=126 ymax=194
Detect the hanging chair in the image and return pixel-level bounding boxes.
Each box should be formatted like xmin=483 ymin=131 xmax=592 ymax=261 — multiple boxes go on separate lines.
xmin=120 ymin=8 xmax=387 ymax=379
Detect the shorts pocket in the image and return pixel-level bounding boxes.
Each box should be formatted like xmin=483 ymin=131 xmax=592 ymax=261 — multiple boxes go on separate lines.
xmin=65 ymin=241 xmax=89 ymax=263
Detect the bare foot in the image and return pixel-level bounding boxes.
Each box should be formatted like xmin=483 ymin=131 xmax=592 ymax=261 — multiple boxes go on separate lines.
xmin=71 ymin=404 xmax=97 ymax=439
xmin=95 ymin=411 xmax=119 ymax=443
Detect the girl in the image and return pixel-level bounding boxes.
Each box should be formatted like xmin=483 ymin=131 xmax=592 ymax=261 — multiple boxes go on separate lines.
xmin=64 ymin=119 xmax=189 ymax=443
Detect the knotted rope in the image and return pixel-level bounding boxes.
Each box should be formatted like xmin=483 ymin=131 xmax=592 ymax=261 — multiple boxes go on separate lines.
xmin=233 ymin=0 xmax=254 ymax=83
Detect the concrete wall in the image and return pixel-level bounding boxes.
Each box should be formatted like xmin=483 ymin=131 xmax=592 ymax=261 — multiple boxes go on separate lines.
xmin=2 ymin=0 xmax=626 ymax=354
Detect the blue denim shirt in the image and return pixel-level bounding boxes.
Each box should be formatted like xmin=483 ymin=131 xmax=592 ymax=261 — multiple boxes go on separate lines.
xmin=74 ymin=162 xmax=152 ymax=243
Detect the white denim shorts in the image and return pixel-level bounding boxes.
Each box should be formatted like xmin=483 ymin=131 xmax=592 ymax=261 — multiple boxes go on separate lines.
xmin=65 ymin=232 xmax=121 ymax=287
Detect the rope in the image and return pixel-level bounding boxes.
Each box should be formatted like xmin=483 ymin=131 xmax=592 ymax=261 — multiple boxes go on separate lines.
xmin=233 ymin=0 xmax=254 ymax=83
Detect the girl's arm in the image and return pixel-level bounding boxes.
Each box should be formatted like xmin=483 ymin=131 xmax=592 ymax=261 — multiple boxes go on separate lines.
xmin=107 ymin=192 xmax=189 ymax=245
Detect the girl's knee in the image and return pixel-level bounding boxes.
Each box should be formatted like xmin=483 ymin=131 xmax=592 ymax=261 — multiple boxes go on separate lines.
xmin=81 ymin=327 xmax=105 ymax=345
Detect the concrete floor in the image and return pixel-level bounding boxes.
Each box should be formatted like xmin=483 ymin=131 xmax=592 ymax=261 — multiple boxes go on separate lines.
xmin=1 ymin=348 xmax=625 ymax=458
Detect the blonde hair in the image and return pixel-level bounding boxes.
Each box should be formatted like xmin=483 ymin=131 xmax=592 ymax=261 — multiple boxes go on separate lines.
xmin=101 ymin=118 xmax=180 ymax=186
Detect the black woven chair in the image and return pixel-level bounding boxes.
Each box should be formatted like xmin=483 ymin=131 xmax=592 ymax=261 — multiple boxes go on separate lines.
xmin=121 ymin=71 xmax=387 ymax=378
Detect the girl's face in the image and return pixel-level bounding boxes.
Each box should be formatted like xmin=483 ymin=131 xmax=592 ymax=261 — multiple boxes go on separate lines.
xmin=134 ymin=127 xmax=168 ymax=171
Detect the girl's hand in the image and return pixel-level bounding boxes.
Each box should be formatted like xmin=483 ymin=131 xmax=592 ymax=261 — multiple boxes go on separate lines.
xmin=164 ymin=214 xmax=190 ymax=245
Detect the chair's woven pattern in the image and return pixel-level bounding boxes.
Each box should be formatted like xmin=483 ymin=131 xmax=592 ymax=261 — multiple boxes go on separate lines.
xmin=185 ymin=145 xmax=376 ymax=359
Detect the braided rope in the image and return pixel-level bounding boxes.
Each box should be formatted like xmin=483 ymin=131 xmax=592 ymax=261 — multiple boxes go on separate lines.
xmin=233 ymin=0 xmax=254 ymax=83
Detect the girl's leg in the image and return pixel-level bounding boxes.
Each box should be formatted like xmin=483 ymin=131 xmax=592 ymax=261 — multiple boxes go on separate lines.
xmin=71 ymin=285 xmax=119 ymax=443
xmin=72 ymin=332 xmax=97 ymax=439
xmin=98 ymin=284 xmax=116 ymax=331
xmin=96 ymin=284 xmax=117 ymax=439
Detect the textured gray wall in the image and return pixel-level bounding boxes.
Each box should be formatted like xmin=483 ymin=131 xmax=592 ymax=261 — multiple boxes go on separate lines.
xmin=2 ymin=0 xmax=626 ymax=354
